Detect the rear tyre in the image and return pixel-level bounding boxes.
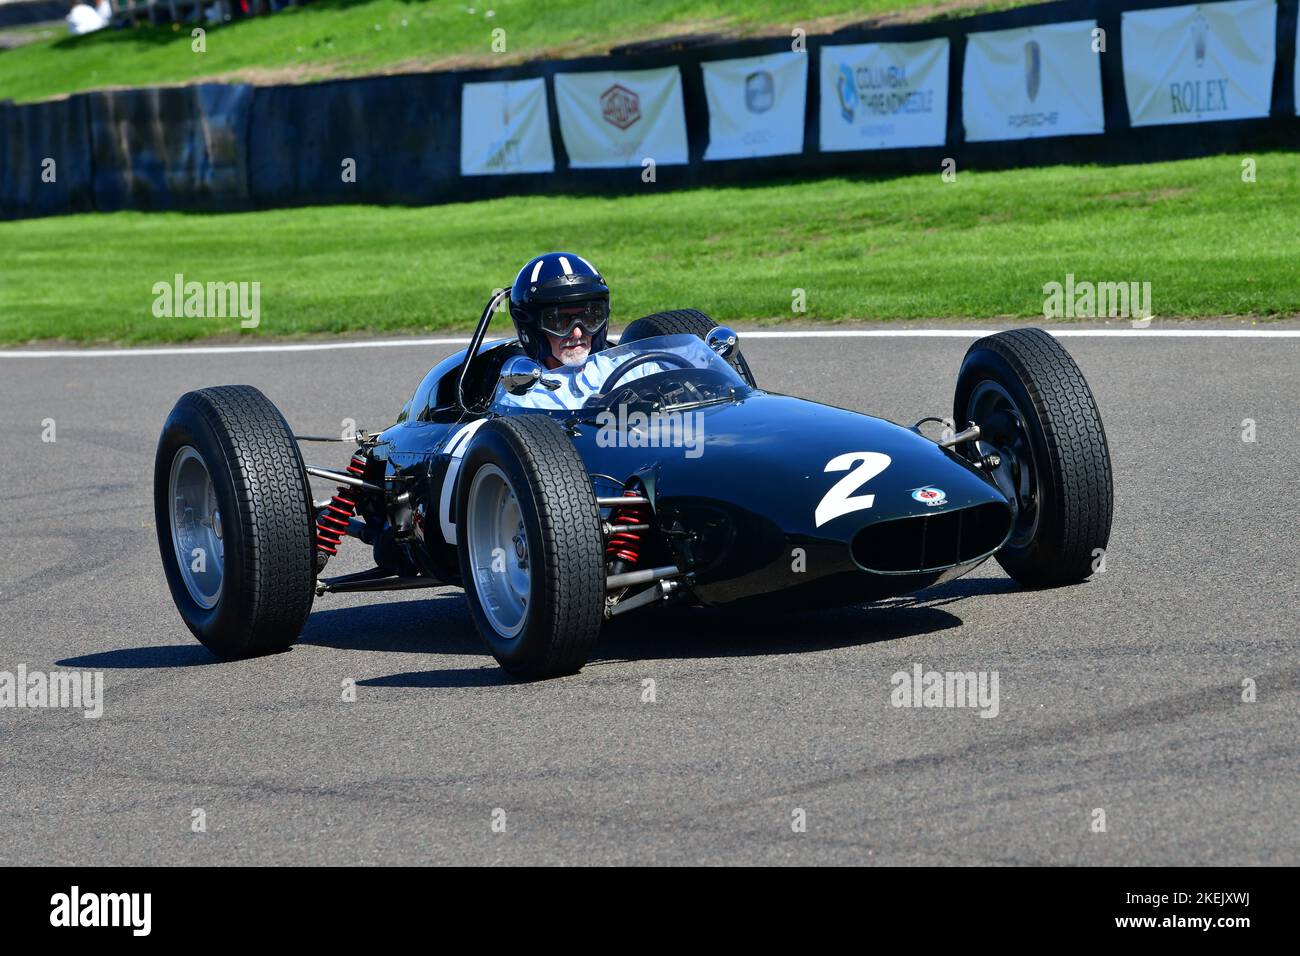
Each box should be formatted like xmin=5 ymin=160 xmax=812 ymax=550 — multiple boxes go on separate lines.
xmin=457 ymin=415 xmax=605 ymax=679
xmin=154 ymin=385 xmax=316 ymax=657
xmin=620 ymin=308 xmax=756 ymax=387
xmin=953 ymin=329 xmax=1113 ymax=587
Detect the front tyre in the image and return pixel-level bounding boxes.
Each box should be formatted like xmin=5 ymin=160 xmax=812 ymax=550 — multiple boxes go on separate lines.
xmin=953 ymin=329 xmax=1113 ymax=587
xmin=154 ymin=385 xmax=316 ymax=657
xmin=457 ymin=415 xmax=605 ymax=679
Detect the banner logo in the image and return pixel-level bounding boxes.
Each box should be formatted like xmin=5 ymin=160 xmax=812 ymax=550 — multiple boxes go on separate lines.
xmin=745 ymin=70 xmax=775 ymax=112
xmin=600 ymin=84 xmax=641 ymax=130
xmin=836 ymin=63 xmax=858 ymax=122
xmin=1024 ymin=40 xmax=1041 ymax=102
xmin=1193 ymin=16 xmax=1208 ymax=67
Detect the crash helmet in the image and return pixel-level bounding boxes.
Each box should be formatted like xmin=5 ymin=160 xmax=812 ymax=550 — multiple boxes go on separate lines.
xmin=509 ymin=253 xmax=610 ymax=363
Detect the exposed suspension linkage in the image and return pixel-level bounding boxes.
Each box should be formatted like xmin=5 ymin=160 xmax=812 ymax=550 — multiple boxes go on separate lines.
xmin=314 ymin=452 xmax=369 ymax=558
xmin=599 ymin=487 xmax=688 ymax=618
xmin=604 ymin=490 xmax=651 ymax=569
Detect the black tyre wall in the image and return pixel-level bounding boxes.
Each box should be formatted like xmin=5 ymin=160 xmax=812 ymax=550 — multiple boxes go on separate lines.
xmin=456 ymin=415 xmax=605 ymax=679
xmin=154 ymin=385 xmax=316 ymax=657
xmin=954 ymin=329 xmax=1113 ymax=587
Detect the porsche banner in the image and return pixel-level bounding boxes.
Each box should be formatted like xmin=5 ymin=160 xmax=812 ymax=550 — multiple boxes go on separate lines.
xmin=963 ymin=20 xmax=1105 ymax=142
xmin=1122 ymin=0 xmax=1277 ymax=127
xmin=554 ymin=67 xmax=689 ymax=168
xmin=701 ymin=51 xmax=808 ymax=161
xmin=819 ymin=39 xmax=950 ymax=152
xmin=460 ymin=78 xmax=555 ymax=176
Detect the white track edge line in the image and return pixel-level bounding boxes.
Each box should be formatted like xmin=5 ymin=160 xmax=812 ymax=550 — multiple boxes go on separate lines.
xmin=2 ymin=328 xmax=1298 ymax=358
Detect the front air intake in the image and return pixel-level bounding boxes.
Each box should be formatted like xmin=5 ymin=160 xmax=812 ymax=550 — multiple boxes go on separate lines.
xmin=850 ymin=503 xmax=1011 ymax=574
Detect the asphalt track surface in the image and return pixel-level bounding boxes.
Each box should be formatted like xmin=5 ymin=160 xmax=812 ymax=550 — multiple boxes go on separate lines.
xmin=1 ymin=322 xmax=1296 ymax=865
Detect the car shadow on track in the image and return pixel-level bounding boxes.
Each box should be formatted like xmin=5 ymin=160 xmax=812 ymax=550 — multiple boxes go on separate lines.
xmin=335 ymin=577 xmax=1027 ymax=687
xmin=58 ymin=644 xmax=220 ymax=669
xmin=59 ymin=575 xmax=1020 ymax=677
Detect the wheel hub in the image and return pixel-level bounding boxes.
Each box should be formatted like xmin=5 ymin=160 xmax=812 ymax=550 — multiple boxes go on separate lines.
xmin=968 ymin=381 xmax=1040 ymax=548
xmin=168 ymin=445 xmax=225 ymax=609
xmin=467 ymin=465 xmax=530 ymax=639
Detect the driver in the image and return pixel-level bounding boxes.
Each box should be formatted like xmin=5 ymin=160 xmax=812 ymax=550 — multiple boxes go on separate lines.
xmin=501 ymin=252 xmax=657 ymax=410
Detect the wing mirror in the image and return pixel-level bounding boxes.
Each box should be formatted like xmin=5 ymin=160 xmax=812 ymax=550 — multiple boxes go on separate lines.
xmin=499 ymin=356 xmax=545 ymax=395
xmin=706 ymin=326 xmax=738 ymax=357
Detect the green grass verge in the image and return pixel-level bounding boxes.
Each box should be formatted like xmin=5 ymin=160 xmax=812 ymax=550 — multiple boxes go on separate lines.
xmin=0 ymin=0 xmax=1020 ymax=104
xmin=1 ymin=152 xmax=1295 ymax=345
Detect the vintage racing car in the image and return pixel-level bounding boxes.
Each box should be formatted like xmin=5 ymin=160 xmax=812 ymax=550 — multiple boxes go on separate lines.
xmin=154 ymin=303 xmax=1113 ymax=679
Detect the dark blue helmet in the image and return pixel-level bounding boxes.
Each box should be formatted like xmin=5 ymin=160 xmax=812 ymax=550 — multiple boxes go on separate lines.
xmin=509 ymin=253 xmax=610 ymax=363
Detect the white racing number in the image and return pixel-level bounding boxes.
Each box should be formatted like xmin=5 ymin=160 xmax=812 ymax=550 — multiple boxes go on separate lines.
xmin=814 ymin=452 xmax=891 ymax=528
xmin=439 ymin=419 xmax=489 ymax=546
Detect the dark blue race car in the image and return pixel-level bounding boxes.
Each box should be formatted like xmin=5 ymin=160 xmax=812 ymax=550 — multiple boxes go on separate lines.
xmin=154 ymin=304 xmax=1113 ymax=679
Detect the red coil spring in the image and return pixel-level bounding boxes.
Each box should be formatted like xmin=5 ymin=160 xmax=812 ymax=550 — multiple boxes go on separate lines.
xmin=315 ymin=453 xmax=367 ymax=556
xmin=606 ymin=490 xmax=649 ymax=566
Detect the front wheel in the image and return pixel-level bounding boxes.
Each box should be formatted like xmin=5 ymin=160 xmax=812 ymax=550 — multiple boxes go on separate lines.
xmin=154 ymin=385 xmax=316 ymax=657
xmin=954 ymin=329 xmax=1113 ymax=587
xmin=456 ymin=415 xmax=606 ymax=678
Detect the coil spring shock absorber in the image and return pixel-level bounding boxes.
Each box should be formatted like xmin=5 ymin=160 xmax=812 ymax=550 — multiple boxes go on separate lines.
xmin=315 ymin=452 xmax=368 ymax=556
xmin=606 ymin=489 xmax=650 ymax=569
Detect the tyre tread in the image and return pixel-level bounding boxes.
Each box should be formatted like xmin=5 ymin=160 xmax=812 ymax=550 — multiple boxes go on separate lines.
xmin=963 ymin=329 xmax=1113 ymax=585
xmin=179 ymin=385 xmax=315 ymax=653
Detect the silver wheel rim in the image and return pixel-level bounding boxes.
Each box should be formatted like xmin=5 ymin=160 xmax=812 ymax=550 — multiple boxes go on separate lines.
xmin=169 ymin=445 xmax=225 ymax=609
xmin=466 ymin=464 xmax=529 ymax=639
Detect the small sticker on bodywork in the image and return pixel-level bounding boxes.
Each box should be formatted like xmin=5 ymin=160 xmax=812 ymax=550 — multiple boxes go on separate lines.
xmin=911 ymin=487 xmax=947 ymax=507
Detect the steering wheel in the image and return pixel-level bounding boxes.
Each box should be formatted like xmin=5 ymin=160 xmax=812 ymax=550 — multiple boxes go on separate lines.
xmin=600 ymin=352 xmax=696 ymax=396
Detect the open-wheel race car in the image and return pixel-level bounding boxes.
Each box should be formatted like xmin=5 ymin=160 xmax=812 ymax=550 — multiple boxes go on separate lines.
xmin=155 ymin=296 xmax=1113 ymax=679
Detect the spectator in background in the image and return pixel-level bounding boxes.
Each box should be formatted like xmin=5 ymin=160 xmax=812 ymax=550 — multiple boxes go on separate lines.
xmin=65 ymin=0 xmax=107 ymax=35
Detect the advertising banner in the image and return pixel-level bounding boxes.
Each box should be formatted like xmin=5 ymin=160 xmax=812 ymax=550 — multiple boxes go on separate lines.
xmin=555 ymin=67 xmax=689 ymax=168
xmin=819 ymin=39 xmax=950 ymax=151
xmin=460 ymin=78 xmax=555 ymax=176
xmin=963 ymin=20 xmax=1105 ymax=141
xmin=1122 ymin=0 xmax=1277 ymax=126
xmin=701 ymin=51 xmax=808 ymax=160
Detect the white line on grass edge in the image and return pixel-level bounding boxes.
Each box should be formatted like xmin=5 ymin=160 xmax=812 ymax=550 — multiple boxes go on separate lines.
xmin=1 ymin=328 xmax=1298 ymax=358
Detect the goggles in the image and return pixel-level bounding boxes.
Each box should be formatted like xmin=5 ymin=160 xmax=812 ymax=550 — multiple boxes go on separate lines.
xmin=538 ymin=300 xmax=609 ymax=338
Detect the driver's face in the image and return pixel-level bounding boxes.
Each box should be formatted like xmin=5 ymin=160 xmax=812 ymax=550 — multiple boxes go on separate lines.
xmin=546 ymin=326 xmax=592 ymax=369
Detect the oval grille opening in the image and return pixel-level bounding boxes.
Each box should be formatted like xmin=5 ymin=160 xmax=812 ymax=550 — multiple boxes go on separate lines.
xmin=851 ymin=503 xmax=1011 ymax=574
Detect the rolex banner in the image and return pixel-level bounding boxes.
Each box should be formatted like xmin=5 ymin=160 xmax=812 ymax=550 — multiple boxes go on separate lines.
xmin=701 ymin=51 xmax=808 ymax=161
xmin=1122 ymin=0 xmax=1277 ymax=127
xmin=963 ymin=20 xmax=1105 ymax=142
xmin=554 ymin=67 xmax=689 ymax=168
xmin=460 ymin=78 xmax=555 ymax=176
xmin=819 ymin=39 xmax=950 ymax=152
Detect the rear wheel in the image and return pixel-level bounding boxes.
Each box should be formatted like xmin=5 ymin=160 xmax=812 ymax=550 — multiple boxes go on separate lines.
xmin=457 ymin=415 xmax=605 ymax=678
xmin=154 ymin=385 xmax=316 ymax=657
xmin=620 ymin=308 xmax=756 ymax=386
xmin=953 ymin=329 xmax=1113 ymax=587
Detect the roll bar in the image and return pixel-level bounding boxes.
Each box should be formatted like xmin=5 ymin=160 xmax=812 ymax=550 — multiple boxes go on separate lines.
xmin=457 ymin=285 xmax=512 ymax=412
